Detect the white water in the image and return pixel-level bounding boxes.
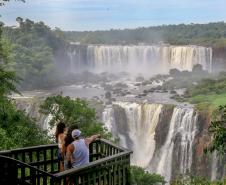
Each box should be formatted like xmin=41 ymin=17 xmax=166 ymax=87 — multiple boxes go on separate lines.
xmin=103 ymin=102 xmax=163 ymax=168
xmin=103 ymin=103 xmax=198 ymax=183
xmin=151 ymin=106 xmax=197 ymax=183
xmin=102 ymin=105 xmax=116 ymax=135
xmin=211 ymin=151 xmax=218 ymax=181
xmin=69 ymin=45 xmax=212 ymax=73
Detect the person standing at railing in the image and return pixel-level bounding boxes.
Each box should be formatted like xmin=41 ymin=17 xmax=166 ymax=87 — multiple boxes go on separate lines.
xmin=65 ymin=129 xmax=100 ymax=169
xmin=63 ymin=125 xmax=78 ymax=170
xmin=55 ymin=122 xmax=67 ymax=171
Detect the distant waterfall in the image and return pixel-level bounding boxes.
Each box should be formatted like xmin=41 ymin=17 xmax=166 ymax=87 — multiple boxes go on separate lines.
xmin=152 ymin=106 xmax=197 ymax=183
xmin=68 ymin=44 xmax=212 ymax=73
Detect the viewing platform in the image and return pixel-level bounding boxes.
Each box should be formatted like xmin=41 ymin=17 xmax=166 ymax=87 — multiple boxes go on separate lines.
xmin=0 ymin=139 xmax=132 ymax=185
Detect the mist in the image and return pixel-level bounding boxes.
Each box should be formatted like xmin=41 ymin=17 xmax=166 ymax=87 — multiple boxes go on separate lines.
xmin=59 ymin=43 xmax=212 ymax=80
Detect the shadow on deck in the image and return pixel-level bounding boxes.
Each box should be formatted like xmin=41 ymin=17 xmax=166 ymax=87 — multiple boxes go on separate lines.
xmin=0 ymin=138 xmax=132 ymax=185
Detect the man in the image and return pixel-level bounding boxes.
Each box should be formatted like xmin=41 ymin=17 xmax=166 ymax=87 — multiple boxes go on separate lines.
xmin=65 ymin=129 xmax=100 ymax=168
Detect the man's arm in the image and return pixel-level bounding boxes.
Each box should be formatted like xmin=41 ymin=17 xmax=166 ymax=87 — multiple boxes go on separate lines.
xmin=85 ymin=134 xmax=101 ymax=146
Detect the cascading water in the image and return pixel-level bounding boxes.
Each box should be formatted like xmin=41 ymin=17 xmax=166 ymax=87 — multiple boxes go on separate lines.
xmin=103 ymin=102 xmax=163 ymax=168
xmin=151 ymin=106 xmax=197 ymax=183
xmin=68 ymin=44 xmax=212 ymax=73
xmin=103 ymin=103 xmax=198 ymax=183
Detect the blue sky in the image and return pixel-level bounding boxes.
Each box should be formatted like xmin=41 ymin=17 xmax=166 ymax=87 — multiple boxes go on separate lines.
xmin=1 ymin=0 xmax=226 ymax=31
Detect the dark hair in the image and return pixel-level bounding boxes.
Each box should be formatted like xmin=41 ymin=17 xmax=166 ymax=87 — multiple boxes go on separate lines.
xmin=55 ymin=122 xmax=66 ymax=143
xmin=64 ymin=124 xmax=79 ymax=148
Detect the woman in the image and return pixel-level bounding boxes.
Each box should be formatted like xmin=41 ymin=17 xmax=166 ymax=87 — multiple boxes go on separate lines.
xmin=62 ymin=124 xmax=79 ymax=170
xmin=55 ymin=122 xmax=66 ymax=171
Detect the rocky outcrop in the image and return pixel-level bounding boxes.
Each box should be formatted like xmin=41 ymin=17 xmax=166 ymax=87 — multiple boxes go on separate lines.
xmin=154 ymin=104 xmax=174 ymax=150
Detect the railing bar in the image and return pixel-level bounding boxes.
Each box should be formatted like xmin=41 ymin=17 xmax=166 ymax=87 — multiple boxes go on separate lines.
xmin=113 ymin=161 xmax=117 ymax=185
xmin=122 ymin=164 xmax=126 ymax=185
xmin=97 ymin=169 xmax=101 ymax=185
xmin=44 ymin=150 xmax=47 ymax=172
xmin=51 ymin=148 xmax=54 ymax=173
xmin=29 ymin=151 xmax=33 ymax=164
xmin=0 ymin=144 xmax=58 ymax=154
xmin=30 ymin=167 xmax=36 ymax=185
xmin=119 ymin=160 xmax=122 ymax=185
xmin=108 ymin=162 xmax=112 ymax=185
xmin=99 ymin=139 xmax=129 ymax=152
xmin=103 ymin=169 xmax=107 ymax=185
xmin=36 ymin=150 xmax=40 ymax=169
xmin=55 ymin=151 xmax=131 ymax=177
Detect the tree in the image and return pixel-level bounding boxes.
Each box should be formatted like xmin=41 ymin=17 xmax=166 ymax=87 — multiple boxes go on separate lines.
xmin=40 ymin=95 xmax=111 ymax=138
xmin=208 ymin=105 xmax=226 ymax=154
xmin=0 ymin=0 xmax=25 ymax=6
xmin=0 ymin=6 xmax=50 ymax=150
xmin=0 ymin=21 xmax=20 ymax=96
xmin=130 ymin=166 xmax=165 ymax=185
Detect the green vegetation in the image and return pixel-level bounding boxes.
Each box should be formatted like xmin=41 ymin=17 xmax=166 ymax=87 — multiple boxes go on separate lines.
xmin=40 ymin=95 xmax=111 ymax=138
xmin=149 ymin=65 xmax=210 ymax=94
xmin=177 ymin=72 xmax=226 ymax=109
xmin=130 ymin=166 xmax=165 ymax=185
xmin=207 ymin=105 xmax=226 ymax=155
xmin=2 ymin=18 xmax=66 ymax=90
xmin=163 ymin=66 xmax=210 ymax=90
xmin=171 ymin=175 xmax=225 ymax=185
xmin=151 ymin=66 xmax=226 ymax=110
xmin=65 ymin=22 xmax=226 ymax=48
xmin=0 ymin=21 xmax=50 ymax=150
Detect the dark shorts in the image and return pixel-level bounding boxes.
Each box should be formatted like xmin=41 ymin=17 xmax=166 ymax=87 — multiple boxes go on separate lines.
xmin=57 ymin=149 xmax=63 ymax=161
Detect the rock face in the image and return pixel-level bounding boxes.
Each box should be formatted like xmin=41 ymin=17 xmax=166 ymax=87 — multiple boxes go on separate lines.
xmin=193 ymin=111 xmax=226 ymax=180
xmin=63 ymin=44 xmax=212 ymax=74
xmin=102 ymin=102 xmax=226 ymax=184
xmin=15 ymin=98 xmax=48 ymax=129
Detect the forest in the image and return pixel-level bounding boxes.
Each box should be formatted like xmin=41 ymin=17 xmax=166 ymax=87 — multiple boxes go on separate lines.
xmin=65 ymin=22 xmax=226 ymax=48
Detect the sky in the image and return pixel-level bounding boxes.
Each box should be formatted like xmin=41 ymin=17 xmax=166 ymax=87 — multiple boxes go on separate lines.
xmin=1 ymin=0 xmax=226 ymax=31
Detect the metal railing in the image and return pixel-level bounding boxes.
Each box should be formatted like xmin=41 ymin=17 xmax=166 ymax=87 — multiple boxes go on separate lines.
xmin=0 ymin=139 xmax=132 ymax=185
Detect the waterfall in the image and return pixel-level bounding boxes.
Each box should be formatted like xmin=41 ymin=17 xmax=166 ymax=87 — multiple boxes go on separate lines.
xmin=103 ymin=103 xmax=198 ymax=182
xmin=102 ymin=105 xmax=116 ymax=135
xmin=103 ymin=102 xmax=163 ymax=168
xmin=152 ymin=106 xmax=197 ymax=183
xmin=68 ymin=44 xmax=212 ymax=73
xmin=211 ymin=151 xmax=218 ymax=181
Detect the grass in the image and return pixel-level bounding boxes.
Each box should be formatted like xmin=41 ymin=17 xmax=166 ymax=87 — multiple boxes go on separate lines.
xmin=185 ymin=93 xmax=226 ymax=111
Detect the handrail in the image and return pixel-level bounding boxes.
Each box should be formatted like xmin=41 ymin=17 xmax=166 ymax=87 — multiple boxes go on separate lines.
xmin=0 ymin=139 xmax=129 ymax=155
xmin=99 ymin=138 xmax=131 ymax=152
xmin=0 ymin=155 xmax=56 ymax=178
xmin=55 ymin=150 xmax=132 ymax=177
xmin=0 ymin=144 xmax=57 ymax=155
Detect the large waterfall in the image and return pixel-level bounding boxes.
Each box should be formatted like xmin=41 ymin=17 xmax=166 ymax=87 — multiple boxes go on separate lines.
xmin=67 ymin=45 xmax=212 ymax=73
xmin=103 ymin=102 xmax=198 ymax=183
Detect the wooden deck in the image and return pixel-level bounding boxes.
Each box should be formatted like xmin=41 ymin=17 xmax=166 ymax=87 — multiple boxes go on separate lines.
xmin=0 ymin=139 xmax=132 ymax=185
